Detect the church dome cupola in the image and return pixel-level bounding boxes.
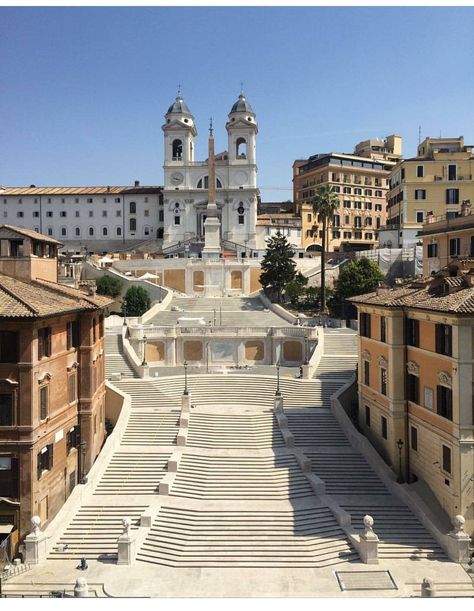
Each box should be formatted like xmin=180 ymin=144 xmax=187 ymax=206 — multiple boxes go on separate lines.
xmin=229 ymin=94 xmax=255 ymax=116
xmin=166 ymin=95 xmax=193 ymax=119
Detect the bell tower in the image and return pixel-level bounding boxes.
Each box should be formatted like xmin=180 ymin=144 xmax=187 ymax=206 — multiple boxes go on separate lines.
xmin=162 ymin=92 xmax=197 ymax=167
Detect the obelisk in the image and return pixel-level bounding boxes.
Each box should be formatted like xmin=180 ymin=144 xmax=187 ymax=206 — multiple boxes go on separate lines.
xmin=202 ymin=118 xmax=222 ymax=258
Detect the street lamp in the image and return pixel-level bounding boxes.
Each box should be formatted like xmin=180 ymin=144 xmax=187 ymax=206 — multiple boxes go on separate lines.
xmin=275 ymin=361 xmax=281 ymax=397
xmin=122 ymin=299 xmax=127 ymax=326
xmin=79 ymin=440 xmax=87 ymax=484
xmin=396 ymin=438 xmax=404 ymax=483
xmin=142 ymin=335 xmax=148 ymax=367
xmin=183 ymin=360 xmax=189 ymax=395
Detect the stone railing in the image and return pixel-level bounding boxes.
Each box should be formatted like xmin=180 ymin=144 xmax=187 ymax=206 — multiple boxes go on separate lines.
xmin=127 ymin=324 xmax=319 ymax=340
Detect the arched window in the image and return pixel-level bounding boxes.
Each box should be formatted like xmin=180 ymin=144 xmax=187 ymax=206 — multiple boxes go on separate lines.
xmin=172 ymin=139 xmax=183 ymax=160
xmin=88 ymin=227 xmax=94 ymax=236
xmin=61 ymin=227 xmax=67 ymax=237
xmin=102 ymin=227 xmax=108 ymax=236
xmin=129 ymin=218 xmax=136 ymax=231
xmin=237 ymin=203 xmax=245 ymax=225
xmin=75 ymin=227 xmax=81 ymax=237
xmin=116 ymin=227 xmax=122 ymax=236
xmin=197 ymin=176 xmax=223 ymax=189
xmin=236 ymin=137 xmax=247 ymax=158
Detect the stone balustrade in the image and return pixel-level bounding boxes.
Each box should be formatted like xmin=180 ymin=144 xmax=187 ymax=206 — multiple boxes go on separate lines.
xmin=128 ymin=324 xmax=318 ymax=340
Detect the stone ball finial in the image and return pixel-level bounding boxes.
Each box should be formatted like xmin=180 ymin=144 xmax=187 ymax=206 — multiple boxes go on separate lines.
xmin=363 ymin=514 xmax=374 ymax=532
xmin=452 ymin=514 xmax=465 ymax=532
xmin=122 ymin=517 xmax=132 ymax=534
xmin=30 ymin=515 xmax=41 ymax=535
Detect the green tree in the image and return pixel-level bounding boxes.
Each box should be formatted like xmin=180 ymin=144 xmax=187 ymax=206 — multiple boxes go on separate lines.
xmin=260 ymin=232 xmax=297 ymax=302
xmin=285 ymin=272 xmax=308 ymax=306
xmin=122 ymin=286 xmax=151 ymax=317
xmin=309 ymin=185 xmax=340 ymax=313
xmin=331 ymin=257 xmax=385 ymax=318
xmin=95 ymin=275 xmax=122 ymax=298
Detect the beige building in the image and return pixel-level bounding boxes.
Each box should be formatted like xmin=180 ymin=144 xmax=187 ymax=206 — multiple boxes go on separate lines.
xmin=351 ymin=270 xmax=474 ymax=536
xmin=382 ymin=136 xmax=474 ymax=248
xmin=293 ymin=135 xmax=400 ymax=252
xmin=420 ymin=201 xmax=474 ymax=276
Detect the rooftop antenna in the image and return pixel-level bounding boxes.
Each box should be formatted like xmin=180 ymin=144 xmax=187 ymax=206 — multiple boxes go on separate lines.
xmin=418 ymin=125 xmax=421 ymax=145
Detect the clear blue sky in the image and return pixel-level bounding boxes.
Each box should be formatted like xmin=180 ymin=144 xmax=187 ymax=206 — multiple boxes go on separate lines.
xmin=1 ymin=7 xmax=473 ymax=201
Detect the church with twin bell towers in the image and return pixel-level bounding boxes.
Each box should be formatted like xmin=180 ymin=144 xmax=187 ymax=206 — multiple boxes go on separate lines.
xmin=162 ymin=92 xmax=259 ymax=255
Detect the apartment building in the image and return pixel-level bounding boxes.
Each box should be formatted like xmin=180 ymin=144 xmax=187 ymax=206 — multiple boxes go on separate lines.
xmin=0 ymin=225 xmax=112 ymax=556
xmin=293 ymin=135 xmax=400 ymax=252
xmin=351 ymin=271 xmax=474 ymax=535
xmin=420 ymin=200 xmax=474 ymax=276
xmin=256 ymin=213 xmax=302 ymax=249
xmin=0 ymin=183 xmax=163 ymax=249
xmin=382 ymin=136 xmax=474 ymax=248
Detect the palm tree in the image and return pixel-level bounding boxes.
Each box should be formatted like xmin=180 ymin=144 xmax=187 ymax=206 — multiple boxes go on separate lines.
xmin=309 ymin=184 xmax=340 ymax=313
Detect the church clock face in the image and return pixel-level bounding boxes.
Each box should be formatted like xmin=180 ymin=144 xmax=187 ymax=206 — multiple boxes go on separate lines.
xmin=170 ymin=172 xmax=184 ymax=186
xmin=234 ymin=170 xmax=248 ymax=186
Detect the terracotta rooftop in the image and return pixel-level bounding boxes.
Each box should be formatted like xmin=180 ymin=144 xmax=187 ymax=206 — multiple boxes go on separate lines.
xmin=0 ymin=224 xmax=62 ymax=245
xmin=0 ymin=185 xmax=162 ymax=196
xmin=350 ymin=274 xmax=474 ymax=315
xmin=0 ymin=274 xmax=112 ymax=318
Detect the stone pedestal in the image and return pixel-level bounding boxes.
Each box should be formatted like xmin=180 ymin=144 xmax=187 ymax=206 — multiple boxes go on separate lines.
xmin=359 ymin=515 xmax=379 ymax=564
xmin=202 ymin=217 xmax=221 ymax=258
xmin=181 ymin=393 xmax=191 ymax=413
xmin=117 ymin=532 xmax=136 ymax=565
xmin=302 ymin=364 xmax=311 ymax=380
xmin=24 ymin=516 xmax=48 ymax=565
xmin=274 ymin=394 xmax=284 ymax=413
xmin=74 ymin=577 xmax=89 ymax=597
xmin=446 ymin=515 xmax=471 ymax=563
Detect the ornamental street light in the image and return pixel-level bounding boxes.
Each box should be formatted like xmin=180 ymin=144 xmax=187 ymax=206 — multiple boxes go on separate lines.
xmin=396 ymin=438 xmax=404 ymax=483
xmin=79 ymin=440 xmax=87 ymax=484
xmin=275 ymin=362 xmax=281 ymax=397
xmin=142 ymin=335 xmax=148 ymax=367
xmin=122 ymin=299 xmax=127 ymax=326
xmin=183 ymin=361 xmax=189 ymax=396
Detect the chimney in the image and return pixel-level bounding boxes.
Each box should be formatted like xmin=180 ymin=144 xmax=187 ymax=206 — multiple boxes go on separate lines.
xmin=134 ymin=180 xmax=140 ymax=188
xmin=376 ymin=282 xmax=390 ymax=296
xmin=30 ymin=184 xmax=36 ymax=188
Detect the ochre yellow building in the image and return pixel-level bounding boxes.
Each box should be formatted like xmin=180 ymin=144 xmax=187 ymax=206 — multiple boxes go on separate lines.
xmin=293 ymin=135 xmax=401 ymax=252
xmin=383 ymin=136 xmax=474 ymax=248
xmin=351 ymin=270 xmax=474 ymax=536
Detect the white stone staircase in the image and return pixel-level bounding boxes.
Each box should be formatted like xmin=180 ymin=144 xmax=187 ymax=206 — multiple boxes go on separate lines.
xmin=104 ymin=333 xmax=138 ymax=379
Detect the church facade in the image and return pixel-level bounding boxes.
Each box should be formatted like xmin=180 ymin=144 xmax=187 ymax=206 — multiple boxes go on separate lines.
xmin=162 ymin=93 xmax=259 ymax=252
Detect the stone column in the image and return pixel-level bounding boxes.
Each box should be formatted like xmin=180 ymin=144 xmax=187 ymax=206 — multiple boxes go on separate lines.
xmin=117 ymin=518 xmax=136 ymax=565
xmin=24 ymin=516 xmax=49 ymax=565
xmin=446 ymin=515 xmax=471 ymax=563
xmin=359 ymin=515 xmax=379 ymax=564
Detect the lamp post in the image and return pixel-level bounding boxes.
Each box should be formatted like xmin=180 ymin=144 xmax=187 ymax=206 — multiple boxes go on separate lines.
xmin=183 ymin=360 xmax=188 ymax=395
xmin=79 ymin=440 xmax=87 ymax=484
xmin=122 ymin=299 xmax=127 ymax=326
xmin=142 ymin=335 xmax=148 ymax=367
xmin=275 ymin=362 xmax=281 ymax=397
xmin=396 ymin=438 xmax=404 ymax=483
